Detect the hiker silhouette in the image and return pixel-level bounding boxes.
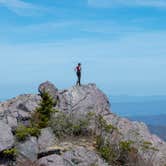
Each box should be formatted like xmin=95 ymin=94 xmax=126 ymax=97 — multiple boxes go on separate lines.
xmin=75 ymin=63 xmax=81 ymax=86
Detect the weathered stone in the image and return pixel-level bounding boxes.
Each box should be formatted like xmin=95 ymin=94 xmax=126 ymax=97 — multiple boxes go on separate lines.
xmin=0 ymin=94 xmax=41 ymax=128
xmin=0 ymin=121 xmax=14 ymax=152
xmin=6 ymin=115 xmax=17 ymax=130
xmin=38 ymin=127 xmax=57 ymax=153
xmin=38 ymin=81 xmax=59 ymax=100
xmin=103 ymin=113 xmax=166 ymax=166
xmin=37 ymin=154 xmax=65 ymax=166
xmin=16 ymin=137 xmax=38 ymax=162
xmin=58 ymin=84 xmax=110 ymax=116
xmin=37 ymin=146 xmax=108 ymax=166
xmin=62 ymin=147 xmax=109 ymax=166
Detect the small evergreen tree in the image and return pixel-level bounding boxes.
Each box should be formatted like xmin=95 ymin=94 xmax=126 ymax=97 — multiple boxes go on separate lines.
xmin=33 ymin=92 xmax=55 ymax=128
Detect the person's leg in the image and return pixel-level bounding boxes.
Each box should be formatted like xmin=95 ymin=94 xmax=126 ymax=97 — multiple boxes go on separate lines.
xmin=76 ymin=72 xmax=79 ymax=85
xmin=78 ymin=73 xmax=81 ymax=86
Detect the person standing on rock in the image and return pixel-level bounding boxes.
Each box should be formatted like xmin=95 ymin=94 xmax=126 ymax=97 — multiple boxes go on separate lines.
xmin=75 ymin=63 xmax=81 ymax=86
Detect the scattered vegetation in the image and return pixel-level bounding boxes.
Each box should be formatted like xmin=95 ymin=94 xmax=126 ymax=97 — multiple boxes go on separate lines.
xmin=96 ymin=136 xmax=115 ymax=162
xmin=120 ymin=140 xmax=134 ymax=152
xmin=2 ymin=148 xmax=17 ymax=158
xmin=141 ymin=141 xmax=159 ymax=152
xmin=15 ymin=125 xmax=40 ymax=141
xmin=50 ymin=110 xmax=135 ymax=165
xmin=0 ymin=148 xmax=17 ymax=165
xmin=96 ymin=135 xmax=137 ymax=165
xmin=95 ymin=115 xmax=138 ymax=165
xmin=95 ymin=114 xmax=117 ymax=133
xmin=50 ymin=111 xmax=92 ymax=138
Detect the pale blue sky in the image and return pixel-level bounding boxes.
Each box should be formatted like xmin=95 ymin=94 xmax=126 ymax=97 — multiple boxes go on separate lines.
xmin=0 ymin=0 xmax=166 ymax=99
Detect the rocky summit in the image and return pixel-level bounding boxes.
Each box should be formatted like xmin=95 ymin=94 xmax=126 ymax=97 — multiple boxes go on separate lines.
xmin=0 ymin=81 xmax=166 ymax=166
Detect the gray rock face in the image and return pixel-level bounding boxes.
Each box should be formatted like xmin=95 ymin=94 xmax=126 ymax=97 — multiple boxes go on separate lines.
xmin=0 ymin=94 xmax=41 ymax=129
xmin=37 ymin=147 xmax=108 ymax=166
xmin=62 ymin=147 xmax=109 ymax=166
xmin=103 ymin=113 xmax=166 ymax=166
xmin=38 ymin=81 xmax=59 ymax=100
xmin=58 ymin=84 xmax=110 ymax=116
xmin=37 ymin=154 xmax=65 ymax=166
xmin=16 ymin=137 xmax=38 ymax=162
xmin=0 ymin=121 xmax=14 ymax=152
xmin=38 ymin=127 xmax=57 ymax=153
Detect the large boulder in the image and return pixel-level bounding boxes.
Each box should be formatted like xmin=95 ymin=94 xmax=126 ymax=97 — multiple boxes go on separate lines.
xmin=16 ymin=137 xmax=38 ymax=162
xmin=58 ymin=84 xmax=110 ymax=115
xmin=37 ymin=147 xmax=108 ymax=166
xmin=62 ymin=146 xmax=109 ymax=166
xmin=103 ymin=113 xmax=166 ymax=166
xmin=0 ymin=94 xmax=41 ymax=129
xmin=37 ymin=154 xmax=65 ymax=166
xmin=0 ymin=121 xmax=14 ymax=152
xmin=38 ymin=81 xmax=59 ymax=100
xmin=38 ymin=127 xmax=57 ymax=153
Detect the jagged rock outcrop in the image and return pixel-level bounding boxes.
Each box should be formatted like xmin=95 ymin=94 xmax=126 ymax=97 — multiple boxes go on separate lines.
xmin=38 ymin=81 xmax=59 ymax=104
xmin=16 ymin=137 xmax=38 ymax=162
xmin=37 ymin=147 xmax=108 ymax=166
xmin=58 ymin=83 xmax=110 ymax=115
xmin=0 ymin=121 xmax=14 ymax=151
xmin=62 ymin=147 xmax=108 ymax=166
xmin=38 ymin=127 xmax=57 ymax=153
xmin=0 ymin=81 xmax=166 ymax=166
xmin=0 ymin=94 xmax=41 ymax=130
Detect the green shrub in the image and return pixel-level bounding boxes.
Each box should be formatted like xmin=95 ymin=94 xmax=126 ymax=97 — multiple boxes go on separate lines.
xmin=28 ymin=126 xmax=41 ymax=137
xmin=96 ymin=135 xmax=104 ymax=149
xmin=96 ymin=135 xmax=116 ymax=163
xmin=96 ymin=114 xmax=117 ymax=133
xmin=99 ymin=145 xmax=114 ymax=161
xmin=141 ymin=141 xmax=159 ymax=151
xmin=15 ymin=125 xmax=30 ymax=141
xmin=105 ymin=124 xmax=117 ymax=132
xmin=96 ymin=134 xmax=137 ymax=165
xmin=50 ymin=112 xmax=71 ymax=137
xmin=15 ymin=125 xmax=40 ymax=141
xmin=120 ymin=141 xmax=133 ymax=152
xmin=3 ymin=148 xmax=17 ymax=157
xmin=50 ymin=112 xmax=90 ymax=138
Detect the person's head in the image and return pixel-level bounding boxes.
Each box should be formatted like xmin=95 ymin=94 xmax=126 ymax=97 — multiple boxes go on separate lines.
xmin=78 ymin=63 xmax=81 ymax=66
